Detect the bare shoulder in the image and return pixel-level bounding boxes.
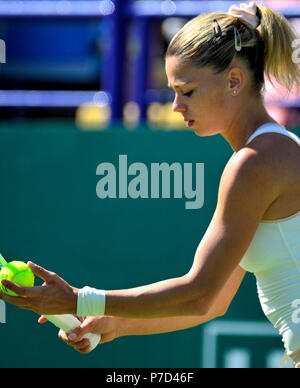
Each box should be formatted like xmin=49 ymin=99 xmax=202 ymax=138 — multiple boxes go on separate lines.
xmin=220 ymin=144 xmax=280 ymax=200
xmin=244 ymin=132 xmax=300 ymax=183
xmin=223 ymin=132 xmax=300 ymax=193
xmin=216 ymin=143 xmax=282 ymax=224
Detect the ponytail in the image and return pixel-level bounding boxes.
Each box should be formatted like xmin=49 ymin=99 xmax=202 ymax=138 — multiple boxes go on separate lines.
xmin=166 ymin=4 xmax=300 ymax=96
xmin=258 ymin=4 xmax=300 ymax=94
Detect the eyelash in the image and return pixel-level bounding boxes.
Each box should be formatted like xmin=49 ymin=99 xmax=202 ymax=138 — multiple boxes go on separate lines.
xmin=183 ymin=90 xmax=194 ymax=97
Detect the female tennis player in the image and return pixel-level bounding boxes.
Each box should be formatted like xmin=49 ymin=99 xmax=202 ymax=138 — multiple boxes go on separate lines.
xmin=1 ymin=2 xmax=300 ymax=367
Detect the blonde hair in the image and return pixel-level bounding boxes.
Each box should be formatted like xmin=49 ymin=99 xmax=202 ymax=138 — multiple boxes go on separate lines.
xmin=166 ymin=4 xmax=300 ymax=96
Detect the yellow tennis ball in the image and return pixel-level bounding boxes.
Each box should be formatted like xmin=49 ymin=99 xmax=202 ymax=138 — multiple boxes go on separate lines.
xmin=0 ymin=261 xmax=35 ymax=296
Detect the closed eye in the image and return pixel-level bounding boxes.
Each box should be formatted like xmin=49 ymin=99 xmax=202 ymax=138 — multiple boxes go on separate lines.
xmin=183 ymin=90 xmax=194 ymax=97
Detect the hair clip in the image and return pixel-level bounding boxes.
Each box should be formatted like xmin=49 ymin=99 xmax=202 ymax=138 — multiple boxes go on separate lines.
xmin=233 ymin=26 xmax=242 ymax=51
xmin=213 ymin=19 xmax=222 ymax=37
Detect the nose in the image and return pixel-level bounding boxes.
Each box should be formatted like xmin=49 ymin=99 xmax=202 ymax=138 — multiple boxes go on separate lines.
xmin=172 ymin=94 xmax=187 ymax=113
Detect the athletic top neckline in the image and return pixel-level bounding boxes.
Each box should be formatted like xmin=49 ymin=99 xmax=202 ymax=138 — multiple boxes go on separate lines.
xmin=245 ymin=122 xmax=300 ymax=146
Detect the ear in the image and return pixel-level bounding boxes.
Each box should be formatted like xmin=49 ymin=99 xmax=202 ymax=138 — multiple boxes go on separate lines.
xmin=227 ymin=66 xmax=245 ymax=96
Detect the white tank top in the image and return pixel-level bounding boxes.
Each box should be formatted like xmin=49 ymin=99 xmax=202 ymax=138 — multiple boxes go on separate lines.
xmin=239 ymin=123 xmax=300 ymax=355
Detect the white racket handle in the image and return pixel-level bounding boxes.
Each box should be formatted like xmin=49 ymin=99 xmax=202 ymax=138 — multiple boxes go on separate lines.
xmin=44 ymin=314 xmax=101 ymax=351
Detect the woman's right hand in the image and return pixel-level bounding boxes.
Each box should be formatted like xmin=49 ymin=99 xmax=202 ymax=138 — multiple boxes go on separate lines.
xmin=39 ymin=315 xmax=122 ymax=354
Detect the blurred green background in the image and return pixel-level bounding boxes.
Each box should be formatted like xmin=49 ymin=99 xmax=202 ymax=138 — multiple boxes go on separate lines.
xmin=0 ymin=0 xmax=299 ymax=368
xmin=1 ymin=121 xmax=298 ymax=368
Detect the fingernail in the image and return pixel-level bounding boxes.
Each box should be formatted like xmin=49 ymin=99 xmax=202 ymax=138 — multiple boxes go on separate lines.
xmin=68 ymin=333 xmax=77 ymax=341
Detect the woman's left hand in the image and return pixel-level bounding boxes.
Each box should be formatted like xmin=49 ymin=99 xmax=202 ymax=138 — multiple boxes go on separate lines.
xmin=0 ymin=262 xmax=78 ymax=315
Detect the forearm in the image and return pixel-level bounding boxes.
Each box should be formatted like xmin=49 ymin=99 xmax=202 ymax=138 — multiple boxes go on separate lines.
xmin=118 ymin=310 xmax=221 ymax=337
xmin=104 ymin=275 xmax=201 ymax=319
xmin=78 ymin=266 xmax=245 ymax=321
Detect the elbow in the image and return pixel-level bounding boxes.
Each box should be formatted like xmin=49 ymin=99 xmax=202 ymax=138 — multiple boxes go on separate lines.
xmin=192 ymin=296 xmax=213 ymax=316
xmin=215 ymin=307 xmax=227 ymax=318
xmin=191 ymin=297 xmax=227 ymax=319
xmin=183 ymin=289 xmax=212 ymax=316
xmin=182 ymin=275 xmax=228 ymax=318
xmin=188 ymin=292 xmax=229 ymax=318
xmin=183 ymin=275 xmax=213 ymax=316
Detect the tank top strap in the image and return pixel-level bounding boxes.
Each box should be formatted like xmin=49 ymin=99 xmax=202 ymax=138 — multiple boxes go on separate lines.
xmin=246 ymin=123 xmax=300 ymax=147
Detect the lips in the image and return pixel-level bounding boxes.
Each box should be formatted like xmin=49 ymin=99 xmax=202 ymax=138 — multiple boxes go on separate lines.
xmin=185 ymin=120 xmax=195 ymax=128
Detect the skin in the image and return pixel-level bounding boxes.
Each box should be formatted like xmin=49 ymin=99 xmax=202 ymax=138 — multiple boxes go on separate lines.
xmin=54 ymin=265 xmax=245 ymax=353
xmin=1 ymin=56 xmax=299 ymax=354
xmin=166 ymin=56 xmax=276 ymax=151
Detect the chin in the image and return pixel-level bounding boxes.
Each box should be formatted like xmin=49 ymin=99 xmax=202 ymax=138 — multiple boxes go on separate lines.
xmin=193 ymin=129 xmax=203 ymax=137
xmin=193 ymin=127 xmax=206 ymax=137
xmin=194 ymin=126 xmax=220 ymax=137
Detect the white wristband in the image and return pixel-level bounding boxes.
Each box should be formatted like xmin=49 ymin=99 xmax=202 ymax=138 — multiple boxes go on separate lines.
xmin=76 ymin=286 xmax=106 ymax=317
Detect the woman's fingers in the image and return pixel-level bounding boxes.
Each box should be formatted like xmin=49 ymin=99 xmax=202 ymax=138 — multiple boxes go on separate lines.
xmin=27 ymin=262 xmax=56 ymax=283
xmin=0 ymin=262 xmax=77 ymax=315
xmin=38 ymin=315 xmax=48 ymax=324
xmin=0 ymin=280 xmax=42 ymax=298
xmin=0 ymin=262 xmax=57 ymax=300
xmin=58 ymin=329 xmax=91 ymax=353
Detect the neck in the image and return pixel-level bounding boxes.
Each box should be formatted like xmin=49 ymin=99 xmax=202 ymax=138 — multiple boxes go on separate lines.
xmin=222 ymin=97 xmax=277 ymax=152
